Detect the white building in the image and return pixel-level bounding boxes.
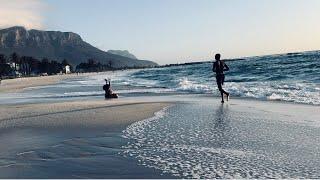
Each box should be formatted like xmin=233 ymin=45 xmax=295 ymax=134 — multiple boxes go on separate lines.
xmin=8 ymin=62 xmax=20 ymax=70
xmin=63 ymin=65 xmax=71 ymax=74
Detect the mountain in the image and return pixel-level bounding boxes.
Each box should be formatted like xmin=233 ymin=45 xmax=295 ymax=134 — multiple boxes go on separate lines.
xmin=0 ymin=26 xmax=157 ymax=68
xmin=107 ymin=50 xmax=137 ymax=59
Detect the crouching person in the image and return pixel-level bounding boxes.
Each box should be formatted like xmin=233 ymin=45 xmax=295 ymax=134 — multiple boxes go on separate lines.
xmin=103 ymin=79 xmax=118 ymax=99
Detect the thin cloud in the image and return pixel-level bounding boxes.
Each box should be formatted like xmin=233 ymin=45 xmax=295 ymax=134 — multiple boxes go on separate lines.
xmin=0 ymin=0 xmax=46 ymax=29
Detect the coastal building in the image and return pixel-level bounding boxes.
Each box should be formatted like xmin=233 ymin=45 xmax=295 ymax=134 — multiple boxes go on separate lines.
xmin=7 ymin=62 xmax=21 ymax=77
xmin=7 ymin=62 xmax=19 ymax=71
xmin=63 ymin=65 xmax=71 ymax=74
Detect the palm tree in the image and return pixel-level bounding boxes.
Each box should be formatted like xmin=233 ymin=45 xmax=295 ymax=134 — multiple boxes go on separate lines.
xmin=0 ymin=54 xmax=6 ymax=64
xmin=40 ymin=58 xmax=50 ymax=74
xmin=10 ymin=52 xmax=19 ymax=75
xmin=20 ymin=56 xmax=34 ymax=75
xmin=62 ymin=59 xmax=70 ymax=66
xmin=108 ymin=60 xmax=113 ymax=69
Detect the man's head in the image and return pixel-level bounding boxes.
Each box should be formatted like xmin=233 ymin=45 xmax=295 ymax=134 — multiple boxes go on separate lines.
xmin=215 ymin=53 xmax=221 ymax=61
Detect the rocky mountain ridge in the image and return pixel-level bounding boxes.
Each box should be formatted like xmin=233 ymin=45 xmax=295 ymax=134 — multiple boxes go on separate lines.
xmin=0 ymin=26 xmax=157 ymax=68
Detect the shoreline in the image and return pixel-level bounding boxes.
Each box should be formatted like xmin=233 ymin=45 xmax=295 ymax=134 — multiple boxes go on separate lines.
xmin=0 ymin=71 xmax=117 ymax=93
xmin=0 ymin=95 xmax=319 ymax=178
xmin=120 ymin=96 xmax=320 ymax=178
xmin=0 ymin=73 xmax=83 ymax=93
xmin=0 ymin=70 xmax=318 ymax=107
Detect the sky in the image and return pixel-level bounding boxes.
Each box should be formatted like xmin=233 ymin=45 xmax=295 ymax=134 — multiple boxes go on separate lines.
xmin=1 ymin=0 xmax=320 ymax=64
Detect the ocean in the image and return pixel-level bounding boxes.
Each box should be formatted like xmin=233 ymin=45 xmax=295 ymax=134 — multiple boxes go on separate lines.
xmin=2 ymin=51 xmax=319 ymax=105
xmin=128 ymin=51 xmax=320 ymax=105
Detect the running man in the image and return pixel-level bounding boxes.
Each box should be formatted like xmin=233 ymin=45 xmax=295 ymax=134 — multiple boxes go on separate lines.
xmin=212 ymin=53 xmax=230 ymax=103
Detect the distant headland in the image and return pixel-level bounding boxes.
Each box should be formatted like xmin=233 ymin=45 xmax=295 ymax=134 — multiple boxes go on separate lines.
xmin=0 ymin=26 xmax=157 ymax=75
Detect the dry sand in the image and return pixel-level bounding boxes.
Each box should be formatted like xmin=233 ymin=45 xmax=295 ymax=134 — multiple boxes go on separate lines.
xmin=0 ymin=99 xmax=172 ymax=131
xmin=0 ymin=74 xmax=81 ymax=93
xmin=0 ymin=71 xmax=113 ymax=93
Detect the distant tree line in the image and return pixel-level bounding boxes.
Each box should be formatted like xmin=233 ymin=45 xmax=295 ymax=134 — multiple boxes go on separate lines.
xmin=75 ymin=58 xmax=152 ymax=72
xmin=0 ymin=52 xmax=151 ymax=79
xmin=0 ymin=52 xmax=72 ymax=78
xmin=76 ymin=59 xmax=113 ymax=72
xmin=0 ymin=52 xmax=117 ymax=78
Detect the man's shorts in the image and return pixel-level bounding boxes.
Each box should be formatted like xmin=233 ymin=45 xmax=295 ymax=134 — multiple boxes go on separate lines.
xmin=216 ymin=74 xmax=225 ymax=85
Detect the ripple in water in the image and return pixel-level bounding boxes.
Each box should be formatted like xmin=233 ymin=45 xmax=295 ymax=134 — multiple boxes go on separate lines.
xmin=122 ymin=103 xmax=320 ymax=178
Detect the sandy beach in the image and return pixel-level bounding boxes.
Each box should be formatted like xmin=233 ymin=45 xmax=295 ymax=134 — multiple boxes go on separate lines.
xmin=0 ymin=71 xmax=116 ymax=93
xmin=0 ymin=98 xmax=173 ymax=178
xmin=0 ymin=72 xmax=319 ymax=178
xmin=0 ymin=99 xmax=171 ymax=131
xmin=0 ymin=75 xmax=174 ymax=178
xmin=0 ymin=74 xmax=83 ymax=93
xmin=0 ymin=93 xmax=319 ymax=178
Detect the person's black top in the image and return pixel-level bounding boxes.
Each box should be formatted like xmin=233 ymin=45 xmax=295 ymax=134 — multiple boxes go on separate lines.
xmin=103 ymin=80 xmax=111 ymax=94
xmin=103 ymin=84 xmax=110 ymax=91
xmin=212 ymin=60 xmax=229 ymax=75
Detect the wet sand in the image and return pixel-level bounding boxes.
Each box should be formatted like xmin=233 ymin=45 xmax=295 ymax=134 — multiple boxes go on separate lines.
xmin=0 ymin=94 xmax=319 ymax=178
xmin=0 ymin=99 xmax=171 ymax=130
xmin=0 ymin=99 xmax=173 ymax=178
xmin=123 ymin=96 xmax=320 ymax=178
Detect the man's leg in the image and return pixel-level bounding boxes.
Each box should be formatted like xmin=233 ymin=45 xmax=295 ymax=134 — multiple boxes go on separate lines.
xmin=217 ymin=82 xmax=225 ymax=102
xmin=221 ymin=75 xmax=230 ymax=100
xmin=217 ymin=83 xmax=229 ymax=102
xmin=221 ymin=88 xmax=229 ymax=101
xmin=217 ymin=75 xmax=224 ymax=102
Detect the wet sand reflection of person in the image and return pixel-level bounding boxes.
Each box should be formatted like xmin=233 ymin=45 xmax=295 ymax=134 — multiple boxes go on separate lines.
xmin=211 ymin=104 xmax=231 ymax=148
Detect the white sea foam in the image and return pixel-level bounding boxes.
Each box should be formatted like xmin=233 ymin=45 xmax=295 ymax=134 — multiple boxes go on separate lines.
xmin=175 ymin=77 xmax=211 ymax=93
xmin=122 ymin=104 xmax=258 ymax=178
xmin=122 ymin=105 xmax=170 ymax=139
xmin=122 ymin=103 xmax=320 ymax=178
xmin=4 ymin=64 xmax=319 ymax=105
xmin=172 ymin=78 xmax=320 ymax=105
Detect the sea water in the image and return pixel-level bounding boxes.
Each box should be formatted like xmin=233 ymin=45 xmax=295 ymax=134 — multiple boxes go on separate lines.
xmin=128 ymin=51 xmax=320 ymax=105
xmin=2 ymin=51 xmax=318 ymax=105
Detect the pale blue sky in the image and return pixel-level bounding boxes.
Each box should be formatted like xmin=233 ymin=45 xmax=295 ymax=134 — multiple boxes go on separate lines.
xmin=3 ymin=0 xmax=320 ymax=64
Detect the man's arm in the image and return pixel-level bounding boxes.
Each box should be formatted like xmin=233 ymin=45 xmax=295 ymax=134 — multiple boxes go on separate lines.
xmin=224 ymin=63 xmax=229 ymax=71
xmin=212 ymin=62 xmax=216 ymax=72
